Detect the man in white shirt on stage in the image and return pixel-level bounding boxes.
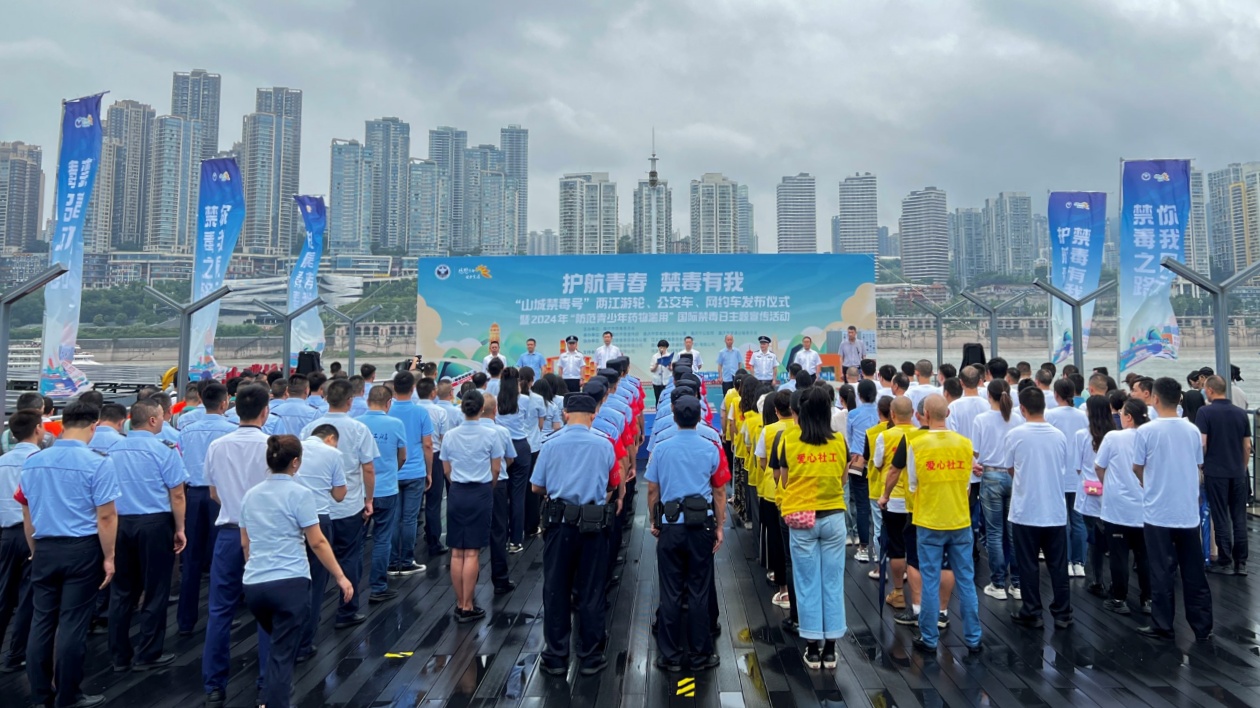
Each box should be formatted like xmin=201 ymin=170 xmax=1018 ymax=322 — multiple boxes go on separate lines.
xmin=793 ymin=336 xmax=822 ymax=377
xmin=677 ymin=336 xmax=703 ymax=370
xmin=555 ymin=336 xmax=585 ymax=393
xmin=749 ymin=336 xmax=778 ymax=383
xmin=482 ymin=341 xmax=507 ymax=369
xmin=593 ymin=331 xmax=622 ymax=370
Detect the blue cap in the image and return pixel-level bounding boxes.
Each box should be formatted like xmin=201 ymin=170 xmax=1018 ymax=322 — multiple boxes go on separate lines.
xmin=564 ymin=394 xmax=597 ymax=414
xmin=674 ymin=396 xmax=702 ymax=427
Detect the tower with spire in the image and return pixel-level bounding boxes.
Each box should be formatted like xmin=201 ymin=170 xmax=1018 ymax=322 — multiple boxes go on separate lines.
xmin=633 ymin=130 xmax=672 ymax=254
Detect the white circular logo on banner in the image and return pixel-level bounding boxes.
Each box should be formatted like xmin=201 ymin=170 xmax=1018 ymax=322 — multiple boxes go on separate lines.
xmin=435 ymin=264 xmax=451 ymax=280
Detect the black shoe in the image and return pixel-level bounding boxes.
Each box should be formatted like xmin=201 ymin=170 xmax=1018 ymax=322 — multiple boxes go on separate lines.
xmin=802 ymin=644 xmax=822 ymax=670
xmin=112 ymin=662 xmax=131 ymax=673
xmin=495 ymin=581 xmax=516 ymax=595
xmin=1137 ymin=625 xmax=1174 ymax=640
xmin=0 ymin=660 xmax=24 ymax=673
xmin=1103 ymin=599 xmax=1131 ymax=615
xmin=1195 ymin=633 xmax=1214 ymax=643
xmin=393 ymin=562 xmax=426 ymax=576
xmin=206 ymin=690 xmax=226 ymax=708
xmin=369 ymin=589 xmax=399 ymax=603
xmin=540 ymin=661 xmax=568 ymax=676
xmin=654 ymin=656 xmax=683 ymax=672
xmin=1010 ymin=612 xmax=1044 ymax=629
xmin=133 ymin=652 xmax=176 ymax=670
xmin=894 ymin=609 xmax=919 ymax=626
xmin=1235 ymin=563 xmax=1248 ymax=576
xmin=1054 ymin=617 xmax=1074 ymax=629
xmin=230 ymin=619 xmax=243 ymax=631
xmin=937 ymin=612 xmax=949 ymax=630
xmin=1087 ymin=583 xmax=1107 ymax=598
xmin=912 ymin=636 xmax=937 ymax=654
xmin=334 ymin=613 xmax=367 ymax=629
xmin=428 ymin=546 xmax=449 ymax=556
xmin=821 ymin=642 xmax=838 ymax=669
xmin=295 ymin=647 xmax=318 ymax=664
xmin=1207 ymin=563 xmax=1235 ymax=575
xmin=689 ymin=654 xmax=720 ymax=671
xmin=508 ymin=543 xmax=524 ymax=554
xmin=177 ymin=627 xmax=195 ymax=637
xmin=68 ymin=696 xmax=106 ymax=708
xmin=455 ymin=606 xmax=486 ymax=623
xmin=967 ymin=643 xmax=983 ymax=655
xmin=580 ymin=656 xmax=610 ymax=675
xmin=781 ymin=618 xmax=799 ymax=635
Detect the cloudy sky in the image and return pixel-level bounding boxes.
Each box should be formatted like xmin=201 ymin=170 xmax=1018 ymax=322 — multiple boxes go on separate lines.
xmin=3 ymin=0 xmax=1259 ymax=252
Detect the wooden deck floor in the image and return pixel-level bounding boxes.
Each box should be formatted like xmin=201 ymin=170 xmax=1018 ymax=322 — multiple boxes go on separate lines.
xmin=4 ymin=475 xmax=1260 ymax=707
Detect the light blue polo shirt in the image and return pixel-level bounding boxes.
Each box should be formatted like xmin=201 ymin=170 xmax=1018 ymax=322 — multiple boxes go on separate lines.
xmin=442 ymin=419 xmax=504 ymax=484
xmin=241 ymin=474 xmax=320 ymax=585
xmin=644 ymin=429 xmax=720 ymax=524
xmin=180 ymin=415 xmax=238 ymax=487
xmin=105 ymin=430 xmax=189 ymax=515
xmin=530 ymin=425 xmax=616 ymax=506
xmin=270 ymin=399 xmax=320 ymax=437
xmin=389 ymin=400 xmax=434 ymax=480
xmin=359 ymin=410 xmax=406 ymax=497
xmin=20 ymin=440 xmax=122 ymax=538
xmin=88 ymin=425 xmax=125 ymax=454
xmin=297 ymin=437 xmax=347 ymax=516
xmin=0 ymin=443 xmax=39 ymax=527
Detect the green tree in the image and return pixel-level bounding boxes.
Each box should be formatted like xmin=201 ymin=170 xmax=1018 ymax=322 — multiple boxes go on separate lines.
xmin=617 ymin=235 xmax=637 ymax=254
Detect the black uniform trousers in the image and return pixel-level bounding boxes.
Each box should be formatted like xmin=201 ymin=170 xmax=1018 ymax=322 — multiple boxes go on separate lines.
xmin=1011 ymin=523 xmax=1072 ymax=623
xmin=542 ymin=523 xmax=609 ymax=669
xmin=656 ymin=523 xmax=716 ymax=666
xmin=0 ymin=524 xmax=33 ymax=667
xmin=424 ymin=450 xmax=447 ymax=553
xmin=28 ymin=536 xmax=103 ymax=708
xmin=605 ymin=490 xmax=624 ymax=586
xmin=299 ymin=515 xmax=332 ymax=656
xmin=178 ymin=485 xmax=219 ymax=633
xmin=1205 ymin=476 xmax=1249 ymax=567
xmin=563 ymin=379 xmax=581 ymax=395
xmin=329 ymin=512 xmax=364 ymax=622
xmin=490 ymin=479 xmax=511 ymax=588
xmin=525 ymin=451 xmax=542 ymax=536
xmin=110 ymin=512 xmax=175 ymax=665
xmin=244 ymin=577 xmax=310 ymax=708
xmin=1145 ymin=524 xmax=1213 ymax=638
xmin=1106 ymin=522 xmax=1151 ymax=604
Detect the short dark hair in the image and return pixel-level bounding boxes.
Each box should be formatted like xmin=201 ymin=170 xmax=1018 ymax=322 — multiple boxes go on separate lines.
xmin=42 ymin=396 xmax=54 ymax=415
xmin=527 ymin=338 xmax=536 ymax=344
xmin=311 ymin=424 xmax=339 ymax=440
xmin=900 ymin=361 xmax=915 ymax=377
xmin=959 ymin=365 xmax=981 ymax=389
xmin=878 ymin=364 xmax=896 ymax=383
xmin=392 ymin=370 xmax=416 ymax=395
xmin=329 ymin=362 xmax=342 ymax=374
xmin=130 ymin=397 xmax=163 ymax=424
xmin=287 ymin=374 xmax=310 ymax=397
xmin=1016 ymin=361 xmax=1032 ymax=377
xmin=1041 ymin=362 xmax=1057 ymax=378
xmin=942 ymin=377 xmax=963 ymax=399
xmin=1018 ymin=386 xmax=1046 ymax=416
xmin=460 ymin=390 xmax=484 ymax=418
xmin=472 ymin=372 xmax=488 ymax=388
xmin=414 ymin=377 xmax=436 ymax=399
xmin=8 ymin=410 xmax=42 ymax=441
xmin=487 ymin=359 xmax=505 ymax=377
xmin=368 ymin=385 xmax=393 ymax=407
xmin=987 ymin=357 xmax=1009 ymax=382
xmin=892 ymin=373 xmax=909 ymax=391
xmin=61 ymin=401 xmax=101 ymax=429
xmin=939 ymin=363 xmax=957 ymax=380
xmin=361 ymin=363 xmax=377 ymax=379
xmin=308 ymin=372 xmax=328 ymax=394
xmin=1152 ymin=377 xmax=1182 ymax=408
xmin=861 ymin=359 xmax=876 ymax=376
xmin=325 ymin=379 xmax=354 ymax=408
xmin=99 ymin=402 xmax=128 ymax=425
xmin=202 ymin=383 xmax=228 ymax=412
xmin=1035 ymin=369 xmax=1054 ymax=388
xmin=15 ymin=392 xmax=42 ymax=412
xmin=77 ymin=390 xmax=105 ymax=408
xmin=348 ymin=375 xmax=366 ymax=395
xmin=270 ymin=379 xmax=288 ymax=399
xmin=1053 ymin=378 xmax=1075 ymax=403
xmin=603 ymin=330 xmax=613 ymax=337
xmin=234 ymin=383 xmax=270 ymax=421
xmin=266 ymin=370 xmax=284 ymax=385
xmin=915 ymin=360 xmax=933 ymax=378
xmin=788 ymin=362 xmax=802 ymax=376
xmin=857 ymin=379 xmax=877 ymax=403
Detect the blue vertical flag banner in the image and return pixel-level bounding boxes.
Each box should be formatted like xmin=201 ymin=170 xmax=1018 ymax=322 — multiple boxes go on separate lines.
xmin=289 ymin=195 xmax=326 ymax=368
xmin=1048 ymin=192 xmax=1106 ymax=364
xmin=40 ymin=94 xmax=105 ymax=397
xmin=1118 ymin=159 xmax=1190 ymax=373
xmin=188 ymin=158 xmax=245 ymax=379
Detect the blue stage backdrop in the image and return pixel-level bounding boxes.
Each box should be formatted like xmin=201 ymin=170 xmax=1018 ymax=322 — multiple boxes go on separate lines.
xmin=415 ymin=254 xmax=877 ymax=400
xmin=1048 ymin=192 xmax=1106 ymax=365
xmin=1118 ymin=160 xmax=1189 ymax=373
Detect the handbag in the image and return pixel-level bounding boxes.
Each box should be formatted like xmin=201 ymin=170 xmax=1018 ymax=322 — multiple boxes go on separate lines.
xmin=1083 ymin=480 xmax=1103 ymax=497
xmin=783 ymin=510 xmax=816 ymax=530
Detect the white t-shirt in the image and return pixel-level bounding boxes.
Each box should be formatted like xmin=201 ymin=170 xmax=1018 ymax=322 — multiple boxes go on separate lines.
xmin=1094 ymin=428 xmax=1144 ymax=528
xmin=830 ymin=407 xmax=848 ymax=435
xmin=1072 ymin=428 xmax=1102 ymax=517
xmin=1003 ymin=422 xmax=1070 ymax=527
xmin=1041 ymin=389 xmax=1059 ymax=409
xmin=876 ymin=384 xmax=893 ymax=401
xmin=972 ymin=409 xmax=1025 ymax=468
xmin=1044 ymin=405 xmax=1089 ymax=494
xmin=906 ymin=383 xmax=938 ymax=415
xmin=300 ymin=413 xmax=380 ymax=520
xmin=1133 ymin=417 xmax=1204 ymax=528
xmin=947 ymin=395 xmax=992 ymax=483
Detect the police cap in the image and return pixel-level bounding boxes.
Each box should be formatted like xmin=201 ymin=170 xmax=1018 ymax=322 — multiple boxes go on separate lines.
xmin=670 ymin=386 xmax=696 ymax=404
xmin=674 ymin=396 xmax=702 ymax=427
xmin=758 ymin=335 xmax=772 ymax=344
xmin=566 ymin=335 xmax=579 ymax=344
xmin=597 ymin=368 xmax=618 ymax=379
xmin=673 ymin=364 xmax=693 ymax=376
xmin=564 ymin=393 xmax=598 ymax=414
xmin=581 ymin=381 xmax=607 ymax=403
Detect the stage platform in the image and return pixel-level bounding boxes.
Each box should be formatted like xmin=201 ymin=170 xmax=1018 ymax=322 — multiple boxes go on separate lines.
xmin=4 ymin=476 xmax=1259 ymax=707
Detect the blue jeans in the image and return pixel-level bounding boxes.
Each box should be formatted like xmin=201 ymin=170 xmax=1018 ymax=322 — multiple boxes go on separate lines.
xmin=1065 ymin=493 xmax=1086 ymax=565
xmin=980 ymin=470 xmax=1019 ymax=588
xmin=869 ymin=500 xmax=883 ymax=563
xmin=392 ymin=478 xmax=425 ymax=567
xmin=789 ymin=513 xmax=847 ymax=641
xmin=370 ymin=494 xmax=398 ymax=594
xmin=917 ymin=527 xmax=981 ymax=648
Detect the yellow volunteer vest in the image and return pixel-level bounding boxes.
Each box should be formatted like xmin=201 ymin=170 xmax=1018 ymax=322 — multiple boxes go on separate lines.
xmin=777 ymin=426 xmax=849 ymax=516
xmin=874 ymin=424 xmax=915 ymax=496
xmin=722 ymin=390 xmax=741 ymax=441
xmin=742 ymin=410 xmax=764 ymax=484
xmin=864 ymin=422 xmax=890 ymax=486
xmin=757 ymin=419 xmax=788 ymax=501
xmin=909 ymin=430 xmax=974 ymax=531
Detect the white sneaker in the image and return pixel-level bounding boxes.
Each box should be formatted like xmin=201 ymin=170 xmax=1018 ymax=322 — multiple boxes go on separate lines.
xmin=1070 ymin=563 xmax=1085 ymax=578
xmin=1009 ymin=586 xmax=1022 ymax=600
xmin=772 ymin=592 xmax=791 ymax=609
xmin=766 ymin=571 xmax=775 ymax=581
xmin=983 ymin=583 xmax=1008 ymax=600
xmin=868 ymin=568 xmax=882 ymax=580
xmin=854 ymin=548 xmax=870 ymax=563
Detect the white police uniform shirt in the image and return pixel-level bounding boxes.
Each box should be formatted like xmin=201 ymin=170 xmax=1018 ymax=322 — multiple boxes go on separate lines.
xmin=1133 ymin=417 xmax=1203 ymax=528
xmin=241 ymin=474 xmax=320 ymax=585
xmin=205 ymin=426 xmax=271 ymax=526
xmin=297 ymin=437 xmax=348 ymax=516
xmin=482 ymin=353 xmax=507 ymax=369
xmin=750 ymin=350 xmax=778 ymax=381
xmin=1045 ymin=405 xmax=1089 ymax=493
xmin=300 ymin=413 xmax=379 ymax=521
xmin=1003 ymin=422 xmax=1070 ymax=527
xmin=556 ymin=351 xmax=585 ymax=379
xmin=793 ymin=348 xmax=822 ymax=376
xmin=593 ymin=344 xmax=622 ymax=370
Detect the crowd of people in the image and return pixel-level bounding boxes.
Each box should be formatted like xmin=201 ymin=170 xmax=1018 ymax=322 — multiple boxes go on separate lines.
xmin=0 ymin=329 xmax=1253 ymax=706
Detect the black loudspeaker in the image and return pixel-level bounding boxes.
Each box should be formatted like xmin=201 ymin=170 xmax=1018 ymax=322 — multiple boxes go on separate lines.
xmin=961 ymin=343 xmax=986 ymax=369
xmin=296 ymin=351 xmax=322 ymax=375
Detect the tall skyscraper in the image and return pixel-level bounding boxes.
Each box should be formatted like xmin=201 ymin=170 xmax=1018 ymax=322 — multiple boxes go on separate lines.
xmin=835 ymin=172 xmax=878 ymax=254
xmin=1188 ymin=167 xmax=1209 ymax=276
xmin=84 ymin=137 xmax=121 ymax=254
xmin=689 ymin=173 xmax=739 ymax=254
xmin=106 ymin=99 xmax=156 ymax=250
xmin=1206 ymin=162 xmax=1260 ymax=279
xmin=776 ymin=173 xmax=816 ymax=253
xmin=899 ymin=187 xmax=949 ymax=284
xmin=501 ymin=125 xmax=528 ymax=253
xmin=981 ymin=191 xmax=1033 ymax=276
xmin=145 ymin=116 xmax=205 ymax=253
xmin=1032 ymin=212 xmax=1050 ymax=263
xmin=877 ymin=226 xmax=894 ymax=257
xmin=241 ymin=87 xmax=302 ymax=255
xmin=0 ymin=141 xmax=43 ymax=252
xmin=950 ymin=207 xmax=983 ymax=288
xmin=408 ymin=158 xmax=447 ymax=256
xmin=171 ymin=69 xmax=221 ymax=160
xmin=477 ymin=170 xmax=519 ymax=256
xmin=464 ymin=143 xmax=509 ymax=253
xmin=329 ymin=139 xmax=373 ymax=255
xmin=528 ymin=228 xmax=559 ymax=256
xmin=558 ymin=173 xmax=618 ymax=255
xmin=365 ymin=117 xmax=410 ymax=252
xmin=632 ymin=146 xmax=671 ymax=254
xmin=736 ymin=184 xmax=754 ymax=253
xmin=428 ymin=126 xmax=468 ymax=252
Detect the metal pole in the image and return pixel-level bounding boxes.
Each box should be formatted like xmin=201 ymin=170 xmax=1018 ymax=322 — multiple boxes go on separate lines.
xmin=0 ymin=265 xmax=69 ymax=423
xmin=143 ymin=285 xmax=231 ymax=401
xmin=1160 ymin=257 xmax=1260 ymax=398
xmin=911 ymin=299 xmax=969 ymax=367
xmin=325 ymin=305 xmax=380 ymax=375
xmin=960 ymin=291 xmax=1030 ymax=361
xmin=1033 ymin=280 xmax=1115 ymax=375
xmin=253 ymin=297 xmax=325 ymax=373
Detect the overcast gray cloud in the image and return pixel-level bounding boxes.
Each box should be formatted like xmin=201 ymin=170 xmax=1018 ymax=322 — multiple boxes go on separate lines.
xmin=3 ymin=0 xmax=1260 ymax=252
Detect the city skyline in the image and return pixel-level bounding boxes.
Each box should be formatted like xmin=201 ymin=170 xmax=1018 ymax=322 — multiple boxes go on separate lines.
xmin=5 ymin=3 xmax=1257 ymax=257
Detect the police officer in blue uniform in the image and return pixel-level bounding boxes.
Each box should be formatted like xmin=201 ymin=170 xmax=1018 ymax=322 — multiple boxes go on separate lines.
xmin=17 ymin=401 xmax=121 ymax=708
xmin=645 ymin=396 xmax=728 ymax=673
xmin=532 ymin=393 xmax=618 ymax=677
xmin=176 ymin=382 xmax=236 ymax=635
xmin=105 ymin=396 xmax=189 ymax=671
xmin=0 ymin=410 xmax=41 ymax=674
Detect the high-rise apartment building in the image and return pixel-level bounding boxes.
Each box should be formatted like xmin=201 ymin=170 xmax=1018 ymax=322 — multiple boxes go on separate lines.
xmin=478 ymin=170 xmax=519 ymax=256
xmin=329 ymin=139 xmax=373 ymax=255
xmin=241 ymin=87 xmax=302 ymax=255
xmin=500 ymin=125 xmax=529 ymax=252
xmin=877 ymin=226 xmax=895 ymax=257
xmin=558 ymin=172 xmax=617 ymax=255
xmin=736 ymin=184 xmax=754 ymax=253
xmin=464 ymin=143 xmax=506 ymax=253
xmin=1206 ymin=162 xmax=1260 ymax=279
xmin=528 ymin=228 xmax=559 ymax=256
xmin=1188 ymin=167 xmax=1209 ymax=276
xmin=145 ymin=116 xmax=204 ymax=253
xmin=950 ymin=207 xmax=983 ymax=288
xmin=106 ymin=99 xmax=156 ymax=250
xmin=632 ymin=178 xmax=671 ymax=255
xmin=365 ymin=117 xmax=410 ymax=252
xmin=84 ymin=137 xmax=120 ymax=254
xmin=428 ymin=126 xmax=468 ymax=252
xmin=689 ymin=173 xmax=739 ymax=254
xmin=981 ymin=191 xmax=1033 ymax=276
xmin=408 ymin=158 xmax=446 ymax=256
xmin=0 ymin=141 xmax=44 ymax=252
xmin=899 ymin=187 xmax=949 ymax=284
xmin=835 ymin=172 xmax=878 ymax=254
xmin=171 ymin=69 xmax=221 ymax=160
xmin=776 ymin=173 xmax=816 ymax=253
